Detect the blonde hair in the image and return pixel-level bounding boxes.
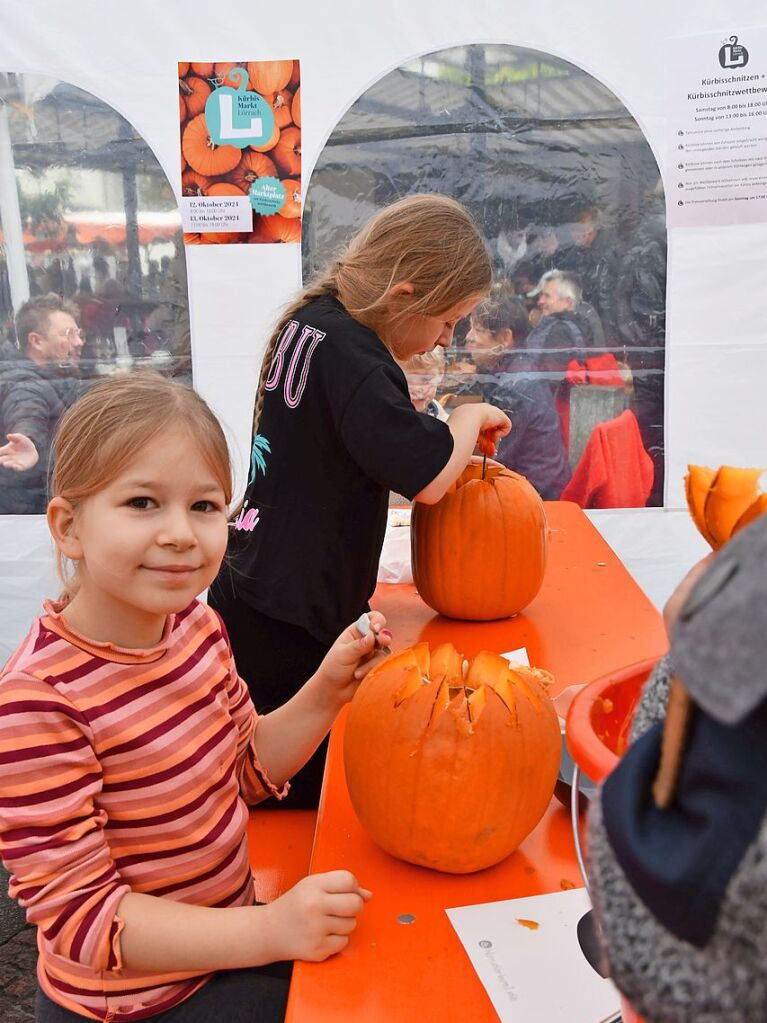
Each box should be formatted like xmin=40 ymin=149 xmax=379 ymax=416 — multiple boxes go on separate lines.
xmin=50 ymin=372 xmax=232 ymax=599
xmin=252 ymin=193 xmax=491 ymax=432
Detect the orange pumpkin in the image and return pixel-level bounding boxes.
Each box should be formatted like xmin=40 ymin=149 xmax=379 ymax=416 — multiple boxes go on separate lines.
xmin=205 ymin=181 xmax=247 ymax=196
xmin=249 ymin=123 xmax=280 ymax=153
xmin=247 ymin=59 xmax=294 ymax=95
xmin=291 ymin=86 xmax=301 ymax=127
xmin=685 ymin=464 xmax=767 ymax=548
xmin=182 ymin=169 xmax=212 ymax=197
xmin=287 ymin=60 xmax=300 ymax=90
xmin=273 ymin=125 xmax=301 ymax=176
xmin=411 ymin=463 xmax=548 ymax=620
xmin=279 ymin=179 xmax=301 ymax=219
xmin=264 ymin=89 xmax=294 ymax=129
xmin=190 ymin=61 xmax=215 ymax=77
xmin=199 ymin=231 xmax=243 ymax=244
xmin=214 ymin=62 xmax=249 ymax=88
xmin=178 ymin=62 xmax=190 ymax=78
xmin=249 ymin=216 xmax=301 ymax=244
xmin=343 ymin=642 xmax=560 ymax=873
xmin=179 ymin=93 xmax=187 ymax=124
xmin=182 ymin=114 xmax=241 ymax=176
xmin=179 ymin=76 xmax=211 ymax=119
xmin=228 ymin=151 xmax=278 ymax=192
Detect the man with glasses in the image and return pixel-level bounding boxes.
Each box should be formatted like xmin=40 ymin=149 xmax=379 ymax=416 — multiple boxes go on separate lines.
xmin=0 ymin=294 xmax=86 ymax=514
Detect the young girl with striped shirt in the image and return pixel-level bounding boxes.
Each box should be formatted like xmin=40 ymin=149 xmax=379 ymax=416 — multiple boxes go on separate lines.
xmin=0 ymin=372 xmax=387 ymax=1023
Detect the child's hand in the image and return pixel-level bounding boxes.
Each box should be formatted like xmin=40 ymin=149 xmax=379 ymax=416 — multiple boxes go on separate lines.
xmin=317 ymin=611 xmax=391 ymax=706
xmin=476 ymin=404 xmax=511 ymax=452
xmin=266 ymin=870 xmax=371 ymax=962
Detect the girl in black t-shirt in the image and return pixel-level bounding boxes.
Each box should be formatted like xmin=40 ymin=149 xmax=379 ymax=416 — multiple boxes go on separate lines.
xmin=210 ymin=194 xmax=510 ymax=808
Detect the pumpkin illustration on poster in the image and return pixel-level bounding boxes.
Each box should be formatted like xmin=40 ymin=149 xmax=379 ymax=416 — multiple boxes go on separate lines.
xmin=178 ymin=59 xmax=301 ymax=244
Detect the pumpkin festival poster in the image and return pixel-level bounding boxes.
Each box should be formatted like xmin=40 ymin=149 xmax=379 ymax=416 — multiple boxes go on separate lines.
xmin=178 ymin=60 xmax=301 ymax=245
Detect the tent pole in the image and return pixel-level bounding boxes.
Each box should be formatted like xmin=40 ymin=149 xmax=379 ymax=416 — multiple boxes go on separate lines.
xmin=0 ymin=103 xmax=30 ymax=315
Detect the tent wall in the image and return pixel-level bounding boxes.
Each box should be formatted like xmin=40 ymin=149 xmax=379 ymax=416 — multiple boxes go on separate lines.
xmin=0 ymin=0 xmax=762 ymax=660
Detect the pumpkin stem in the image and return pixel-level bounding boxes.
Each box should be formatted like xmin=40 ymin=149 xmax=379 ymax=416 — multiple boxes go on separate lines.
xmin=179 ymin=79 xmax=192 ymax=96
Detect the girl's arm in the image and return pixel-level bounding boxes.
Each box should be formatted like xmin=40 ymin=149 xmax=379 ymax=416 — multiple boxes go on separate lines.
xmin=118 ymin=870 xmax=370 ymax=971
xmin=413 ymin=402 xmax=511 ymax=504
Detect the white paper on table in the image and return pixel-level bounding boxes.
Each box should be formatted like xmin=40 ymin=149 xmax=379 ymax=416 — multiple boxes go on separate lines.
xmin=446 ymin=888 xmax=621 ymax=1023
xmin=501 ymin=647 xmax=529 ymax=666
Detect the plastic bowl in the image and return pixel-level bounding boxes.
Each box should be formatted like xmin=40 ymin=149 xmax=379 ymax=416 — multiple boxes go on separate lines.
xmin=565 ymin=658 xmax=656 ymax=784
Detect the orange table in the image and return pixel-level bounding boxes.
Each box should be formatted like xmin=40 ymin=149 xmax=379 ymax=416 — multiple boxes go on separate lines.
xmin=285 ymin=502 xmax=667 ymax=1022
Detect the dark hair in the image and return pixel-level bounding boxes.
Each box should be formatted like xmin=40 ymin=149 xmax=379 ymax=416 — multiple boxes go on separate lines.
xmin=472 ymin=290 xmax=531 ymax=343
xmin=15 ymin=293 xmax=78 ymax=351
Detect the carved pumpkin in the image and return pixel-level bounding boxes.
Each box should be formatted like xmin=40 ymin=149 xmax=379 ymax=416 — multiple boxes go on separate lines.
xmin=228 ymin=151 xmax=278 ymax=192
xmin=411 ymin=463 xmax=548 ymax=620
xmin=182 ymin=114 xmax=241 ymax=176
xmin=685 ymin=464 xmax=767 ymax=548
xmin=247 ymin=59 xmax=294 ymax=95
xmin=343 ymin=642 xmax=560 ymax=873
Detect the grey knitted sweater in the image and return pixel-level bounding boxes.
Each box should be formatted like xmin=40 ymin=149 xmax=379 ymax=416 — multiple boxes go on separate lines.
xmin=587 ymin=652 xmax=767 ymax=1022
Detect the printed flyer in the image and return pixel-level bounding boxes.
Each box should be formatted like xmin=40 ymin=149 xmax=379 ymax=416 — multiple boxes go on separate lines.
xmin=178 ymin=60 xmax=301 ymax=244
xmin=665 ymin=27 xmax=767 ymax=228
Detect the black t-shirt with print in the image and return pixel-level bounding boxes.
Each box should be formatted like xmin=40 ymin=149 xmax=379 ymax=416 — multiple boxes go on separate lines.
xmin=219 ymin=296 xmax=453 ymax=645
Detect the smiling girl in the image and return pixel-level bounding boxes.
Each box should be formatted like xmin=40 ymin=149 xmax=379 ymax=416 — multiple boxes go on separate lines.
xmin=0 ymin=372 xmax=388 ymax=1023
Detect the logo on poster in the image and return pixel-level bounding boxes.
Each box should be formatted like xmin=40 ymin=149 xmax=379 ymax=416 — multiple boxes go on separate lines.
xmin=204 ymin=67 xmax=276 ymax=149
xmin=718 ymin=35 xmax=749 ymax=69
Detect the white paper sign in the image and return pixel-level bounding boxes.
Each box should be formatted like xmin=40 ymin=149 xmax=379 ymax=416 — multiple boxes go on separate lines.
xmin=180 ymin=195 xmax=253 ymax=233
xmin=446 ymin=888 xmax=621 ymax=1023
xmin=666 ymin=26 xmax=767 ymax=227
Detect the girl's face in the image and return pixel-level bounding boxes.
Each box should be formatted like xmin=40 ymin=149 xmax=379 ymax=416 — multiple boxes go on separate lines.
xmin=56 ymin=426 xmax=229 ymax=648
xmin=382 ymin=293 xmax=485 ymax=361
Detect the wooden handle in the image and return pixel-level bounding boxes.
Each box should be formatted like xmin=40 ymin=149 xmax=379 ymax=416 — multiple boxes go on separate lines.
xmin=652 ymin=675 xmax=692 ymax=810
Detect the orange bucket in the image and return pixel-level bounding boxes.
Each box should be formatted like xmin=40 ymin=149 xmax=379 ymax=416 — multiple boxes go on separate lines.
xmin=566 ymin=658 xmax=658 ymax=1023
xmin=565 ymin=657 xmax=656 ymax=784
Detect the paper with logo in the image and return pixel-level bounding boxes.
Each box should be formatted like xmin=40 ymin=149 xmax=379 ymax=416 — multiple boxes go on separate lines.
xmin=446 ymin=888 xmax=621 ymax=1022
xmin=665 ymin=27 xmax=767 ymax=227
xmin=178 ymin=61 xmax=301 ymax=244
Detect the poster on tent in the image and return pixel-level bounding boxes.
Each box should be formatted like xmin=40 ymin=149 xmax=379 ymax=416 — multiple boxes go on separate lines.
xmin=665 ymin=26 xmax=767 ymax=228
xmin=178 ymin=60 xmax=301 ymax=245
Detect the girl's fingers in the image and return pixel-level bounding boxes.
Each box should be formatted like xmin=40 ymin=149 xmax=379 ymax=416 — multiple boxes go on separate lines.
xmin=325 ymin=915 xmax=359 ymax=935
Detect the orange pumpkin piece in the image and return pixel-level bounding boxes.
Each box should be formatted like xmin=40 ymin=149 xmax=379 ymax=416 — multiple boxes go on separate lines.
xmin=733 ymin=492 xmax=767 ymax=536
xmin=343 ymin=642 xmax=560 ymax=873
xmin=182 ymin=114 xmax=241 ymax=176
xmin=685 ymin=464 xmax=767 ymax=548
xmin=291 ymin=87 xmax=301 ymax=127
xmin=273 ymin=125 xmax=301 ymax=176
xmin=411 ymin=463 xmax=548 ymax=620
xmin=279 ymin=179 xmax=301 ymax=219
xmin=247 ymin=59 xmax=294 ymax=95
xmin=703 ymin=466 xmax=764 ymax=547
xmin=684 ymin=465 xmax=718 ymax=547
xmin=228 ymin=151 xmax=278 ymax=192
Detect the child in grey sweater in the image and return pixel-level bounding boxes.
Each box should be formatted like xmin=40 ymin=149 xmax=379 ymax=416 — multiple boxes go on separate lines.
xmin=587 ymin=513 xmax=767 ymax=1023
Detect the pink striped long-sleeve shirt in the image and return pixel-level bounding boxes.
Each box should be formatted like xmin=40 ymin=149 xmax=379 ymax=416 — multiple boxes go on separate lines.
xmin=0 ymin=598 xmax=284 ymax=1021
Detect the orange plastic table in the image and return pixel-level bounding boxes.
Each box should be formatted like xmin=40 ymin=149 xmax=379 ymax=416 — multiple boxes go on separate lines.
xmin=285 ymin=501 xmax=667 ymax=1023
